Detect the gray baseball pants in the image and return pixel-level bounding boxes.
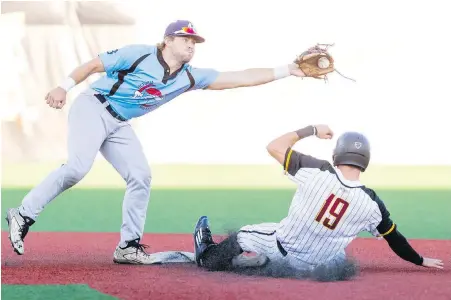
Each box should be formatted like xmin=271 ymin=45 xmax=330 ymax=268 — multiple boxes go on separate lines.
xmin=19 ymin=88 xmax=151 ymax=246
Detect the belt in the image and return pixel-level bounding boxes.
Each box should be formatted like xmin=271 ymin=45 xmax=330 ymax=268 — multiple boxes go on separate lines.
xmin=277 ymin=240 xmax=287 ymax=257
xmin=94 ymin=94 xmax=127 ymax=122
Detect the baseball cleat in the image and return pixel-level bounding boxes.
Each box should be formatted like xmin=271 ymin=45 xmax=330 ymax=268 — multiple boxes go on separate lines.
xmin=193 ymin=216 xmax=215 ymax=267
xmin=113 ymin=239 xmax=159 ymax=265
xmin=5 ymin=208 xmax=35 ymax=255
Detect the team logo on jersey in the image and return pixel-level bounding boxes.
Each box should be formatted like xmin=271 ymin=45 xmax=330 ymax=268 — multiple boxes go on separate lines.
xmin=134 ymin=82 xmax=163 ymax=100
xmin=354 ymin=142 xmax=362 ymax=149
xmin=133 ymin=82 xmax=165 ymax=110
xmin=133 ymin=81 xmax=164 ymax=101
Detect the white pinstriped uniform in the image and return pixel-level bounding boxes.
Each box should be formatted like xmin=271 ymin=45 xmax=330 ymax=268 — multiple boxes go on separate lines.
xmin=236 ymin=149 xmax=393 ymax=270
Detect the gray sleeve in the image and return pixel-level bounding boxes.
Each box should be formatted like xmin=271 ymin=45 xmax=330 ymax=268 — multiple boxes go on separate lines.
xmin=283 ymin=148 xmax=332 ymax=176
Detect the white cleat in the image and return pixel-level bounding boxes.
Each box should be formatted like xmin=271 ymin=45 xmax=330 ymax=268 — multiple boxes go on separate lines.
xmin=5 ymin=208 xmax=34 ymax=255
xmin=113 ymin=239 xmax=159 ymax=265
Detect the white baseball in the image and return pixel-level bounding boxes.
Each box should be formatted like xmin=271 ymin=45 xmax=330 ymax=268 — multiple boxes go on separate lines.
xmin=318 ymin=57 xmax=330 ymax=69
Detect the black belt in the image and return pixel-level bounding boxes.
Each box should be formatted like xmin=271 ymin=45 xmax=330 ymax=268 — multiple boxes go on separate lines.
xmin=94 ymin=94 xmax=127 ymax=122
xmin=277 ymin=240 xmax=287 ymax=257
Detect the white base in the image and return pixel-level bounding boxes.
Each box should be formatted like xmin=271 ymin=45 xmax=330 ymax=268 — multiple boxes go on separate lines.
xmin=148 ymin=251 xmax=195 ymax=264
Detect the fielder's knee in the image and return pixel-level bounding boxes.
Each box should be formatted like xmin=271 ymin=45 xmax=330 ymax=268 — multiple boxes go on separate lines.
xmin=126 ymin=167 xmax=151 ymax=191
xmin=63 ymin=163 xmax=91 ymax=188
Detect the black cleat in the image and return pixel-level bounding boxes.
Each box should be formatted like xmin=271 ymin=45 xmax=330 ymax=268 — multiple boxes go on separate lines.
xmin=193 ymin=216 xmax=215 ymax=267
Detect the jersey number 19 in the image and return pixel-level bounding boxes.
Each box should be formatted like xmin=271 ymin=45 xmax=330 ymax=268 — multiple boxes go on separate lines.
xmin=315 ymin=193 xmax=349 ymax=230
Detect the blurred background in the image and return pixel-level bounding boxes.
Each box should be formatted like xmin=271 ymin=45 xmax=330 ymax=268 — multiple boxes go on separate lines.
xmin=1 ymin=0 xmax=451 ymax=189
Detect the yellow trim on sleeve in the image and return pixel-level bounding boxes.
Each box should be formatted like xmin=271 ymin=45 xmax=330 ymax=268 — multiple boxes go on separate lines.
xmin=380 ymin=223 xmax=395 ymax=237
xmin=284 ymin=148 xmax=293 ymax=174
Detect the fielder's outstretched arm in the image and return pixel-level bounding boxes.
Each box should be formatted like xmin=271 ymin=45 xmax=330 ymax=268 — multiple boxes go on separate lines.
xmin=205 ymin=63 xmax=303 ymax=90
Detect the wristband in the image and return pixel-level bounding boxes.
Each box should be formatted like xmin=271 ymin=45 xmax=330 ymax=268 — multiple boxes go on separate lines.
xmin=295 ymin=125 xmax=316 ymax=139
xmin=59 ymin=77 xmax=76 ymax=92
xmin=273 ymin=65 xmax=291 ymax=80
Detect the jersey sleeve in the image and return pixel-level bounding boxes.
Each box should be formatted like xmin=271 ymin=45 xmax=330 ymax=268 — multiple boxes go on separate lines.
xmin=283 ymin=148 xmax=332 ymax=185
xmin=98 ymin=44 xmax=152 ymax=75
xmin=363 ymin=188 xmax=423 ymax=266
xmin=283 ymin=148 xmax=331 ymax=175
xmin=364 ymin=188 xmax=394 ymax=237
xmin=189 ymin=67 xmax=220 ymax=90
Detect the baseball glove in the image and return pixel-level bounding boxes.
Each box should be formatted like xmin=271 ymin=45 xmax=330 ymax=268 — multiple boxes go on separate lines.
xmin=294 ymin=43 xmax=355 ymax=82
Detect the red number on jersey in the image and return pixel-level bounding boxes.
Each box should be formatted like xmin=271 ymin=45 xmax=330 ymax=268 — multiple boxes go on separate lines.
xmin=315 ymin=194 xmax=349 ymax=230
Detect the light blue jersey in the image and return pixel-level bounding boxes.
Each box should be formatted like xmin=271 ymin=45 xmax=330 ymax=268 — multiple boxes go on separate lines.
xmin=90 ymin=44 xmax=219 ymax=120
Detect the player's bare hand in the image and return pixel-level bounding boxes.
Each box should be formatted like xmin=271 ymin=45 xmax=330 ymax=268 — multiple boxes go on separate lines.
xmin=45 ymin=87 xmax=67 ymax=109
xmin=315 ymin=124 xmax=334 ymax=139
xmin=289 ymin=63 xmax=306 ymax=77
xmin=422 ymin=257 xmax=444 ymax=269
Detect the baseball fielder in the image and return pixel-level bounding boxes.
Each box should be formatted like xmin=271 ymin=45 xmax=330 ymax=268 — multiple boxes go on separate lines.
xmin=5 ymin=20 xmax=308 ymax=264
xmin=194 ymin=124 xmax=444 ymax=274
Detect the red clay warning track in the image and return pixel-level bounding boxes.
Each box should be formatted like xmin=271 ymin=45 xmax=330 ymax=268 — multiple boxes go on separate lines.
xmin=2 ymin=232 xmax=450 ymax=300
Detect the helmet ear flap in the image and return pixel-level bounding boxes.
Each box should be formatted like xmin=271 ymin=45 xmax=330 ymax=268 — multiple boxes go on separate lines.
xmin=332 ymin=148 xmax=338 ymax=166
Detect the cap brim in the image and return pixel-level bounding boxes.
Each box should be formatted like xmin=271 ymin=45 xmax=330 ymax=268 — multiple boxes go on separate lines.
xmin=171 ymin=33 xmax=205 ymax=43
xmin=192 ymin=35 xmax=205 ymax=43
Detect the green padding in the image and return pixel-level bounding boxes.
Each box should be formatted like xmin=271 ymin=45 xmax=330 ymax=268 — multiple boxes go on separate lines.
xmin=1 ymin=284 xmax=117 ymax=300
xmin=2 ymin=188 xmax=450 ymax=239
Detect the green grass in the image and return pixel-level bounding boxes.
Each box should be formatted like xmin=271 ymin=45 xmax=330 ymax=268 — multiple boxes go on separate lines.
xmin=2 ymin=188 xmax=450 ymax=239
xmin=2 ymin=164 xmax=450 ymax=238
xmin=3 ymin=162 xmax=451 ymax=189
xmin=1 ymin=285 xmax=116 ymax=300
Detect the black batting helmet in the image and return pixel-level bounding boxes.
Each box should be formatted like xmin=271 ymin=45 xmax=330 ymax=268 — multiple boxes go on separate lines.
xmin=332 ymin=132 xmax=371 ymax=172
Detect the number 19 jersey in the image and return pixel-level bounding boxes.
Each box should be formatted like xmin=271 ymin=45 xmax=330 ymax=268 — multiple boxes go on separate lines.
xmin=276 ymin=148 xmax=394 ymax=266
